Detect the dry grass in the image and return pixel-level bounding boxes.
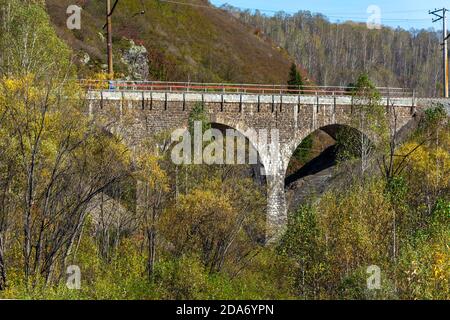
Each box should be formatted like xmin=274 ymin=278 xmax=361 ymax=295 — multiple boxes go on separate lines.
xmin=45 ymin=0 xmax=302 ymax=83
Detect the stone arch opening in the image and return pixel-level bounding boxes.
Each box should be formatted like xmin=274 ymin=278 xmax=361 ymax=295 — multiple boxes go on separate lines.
xmin=209 ymin=122 xmax=267 ymax=188
xmin=285 ymin=124 xmax=374 ymax=213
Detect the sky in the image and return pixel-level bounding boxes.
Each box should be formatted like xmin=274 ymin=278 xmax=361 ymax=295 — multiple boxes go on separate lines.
xmin=210 ymin=0 xmax=450 ymax=30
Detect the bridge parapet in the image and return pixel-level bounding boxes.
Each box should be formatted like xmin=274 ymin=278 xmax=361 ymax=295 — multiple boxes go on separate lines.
xmin=417 ymin=98 xmax=450 ymax=115
xmin=87 ymin=90 xmax=417 ymax=108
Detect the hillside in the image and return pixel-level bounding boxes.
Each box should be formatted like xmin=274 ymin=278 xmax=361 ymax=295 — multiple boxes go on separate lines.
xmin=45 ymin=0 xmax=300 ymax=83
xmin=226 ymin=6 xmax=443 ymax=97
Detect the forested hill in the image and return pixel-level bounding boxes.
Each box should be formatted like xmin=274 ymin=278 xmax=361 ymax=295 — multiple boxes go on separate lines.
xmin=225 ymin=6 xmax=443 ymax=97
xmin=45 ymin=0 xmax=302 ymax=84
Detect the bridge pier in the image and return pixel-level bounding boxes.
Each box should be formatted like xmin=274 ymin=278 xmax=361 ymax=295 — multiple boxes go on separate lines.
xmin=259 ymin=144 xmax=290 ymax=243
xmin=266 ymin=173 xmax=288 ymax=243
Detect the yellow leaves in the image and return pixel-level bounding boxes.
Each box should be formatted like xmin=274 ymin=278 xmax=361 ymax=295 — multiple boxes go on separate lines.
xmin=2 ymin=74 xmax=34 ymax=91
xmin=80 ymin=132 xmax=131 ymax=175
xmin=431 ymin=250 xmax=449 ymax=282
xmin=135 ymin=151 xmax=169 ymax=193
xmin=399 ymin=223 xmax=450 ymax=299
xmin=1 ymin=74 xmax=43 ymax=101
xmin=397 ymin=139 xmax=450 ymax=191
xmin=161 ymin=179 xmax=237 ymax=251
xmin=316 ymin=178 xmax=394 ymax=272
xmin=1 ymin=74 xmax=48 ymax=109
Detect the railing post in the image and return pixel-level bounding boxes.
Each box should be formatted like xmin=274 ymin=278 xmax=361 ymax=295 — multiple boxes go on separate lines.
xmin=316 ymin=92 xmax=319 ymax=113
xmin=239 ymin=94 xmax=243 ymax=112
xmin=387 ymin=88 xmax=390 ymax=111
xmin=411 ymin=89 xmax=416 ymax=115
xmin=150 ymin=92 xmax=153 ymax=110
xmin=280 ymin=94 xmax=283 ymax=113
xmin=272 ymin=95 xmax=275 ymax=113
xmin=351 ymin=94 xmax=354 ymax=114
xmin=333 ymin=91 xmax=336 ymax=113
xmin=120 ymin=91 xmax=124 ymax=116
xmin=164 ymin=92 xmax=168 ymax=111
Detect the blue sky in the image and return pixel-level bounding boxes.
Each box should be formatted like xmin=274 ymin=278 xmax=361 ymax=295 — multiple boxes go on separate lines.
xmin=210 ymin=0 xmax=450 ymax=30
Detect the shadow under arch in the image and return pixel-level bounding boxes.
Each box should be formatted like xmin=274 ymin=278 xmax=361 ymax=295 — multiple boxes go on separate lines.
xmin=284 ymin=123 xmax=374 ymax=188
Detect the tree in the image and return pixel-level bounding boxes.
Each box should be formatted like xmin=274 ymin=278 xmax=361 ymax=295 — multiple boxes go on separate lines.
xmin=135 ymin=136 xmax=171 ymax=278
xmin=231 ymin=8 xmax=443 ymax=97
xmin=287 ymin=63 xmax=304 ymax=94
xmin=336 ymin=73 xmax=386 ymax=174
xmin=161 ymin=176 xmax=265 ymax=275
xmin=0 ymin=0 xmax=132 ymax=288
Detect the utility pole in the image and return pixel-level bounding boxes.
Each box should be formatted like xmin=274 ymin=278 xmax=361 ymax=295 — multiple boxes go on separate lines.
xmin=104 ymin=0 xmax=144 ymax=79
xmin=430 ymin=8 xmax=449 ymax=97
xmin=106 ymin=0 xmax=114 ymax=78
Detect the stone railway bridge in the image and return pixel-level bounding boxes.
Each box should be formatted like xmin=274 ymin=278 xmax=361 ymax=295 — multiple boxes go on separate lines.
xmin=84 ymin=82 xmax=447 ymax=239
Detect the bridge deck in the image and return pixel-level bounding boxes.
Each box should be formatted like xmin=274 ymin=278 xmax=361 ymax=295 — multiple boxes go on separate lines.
xmin=86 ymin=90 xmax=417 ymax=108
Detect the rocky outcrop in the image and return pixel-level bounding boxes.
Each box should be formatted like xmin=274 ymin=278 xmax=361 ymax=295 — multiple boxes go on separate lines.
xmin=120 ymin=39 xmax=149 ymax=81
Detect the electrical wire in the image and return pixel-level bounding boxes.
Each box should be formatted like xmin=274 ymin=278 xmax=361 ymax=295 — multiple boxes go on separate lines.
xmin=154 ymin=0 xmax=434 ymax=24
xmin=94 ymin=0 xmax=434 ymax=29
xmin=109 ymin=0 xmax=120 ymax=17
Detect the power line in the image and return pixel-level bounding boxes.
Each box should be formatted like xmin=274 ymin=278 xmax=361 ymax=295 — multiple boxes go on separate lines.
xmin=155 ymin=1 xmax=433 ymax=25
xmin=108 ymin=0 xmax=120 ymax=17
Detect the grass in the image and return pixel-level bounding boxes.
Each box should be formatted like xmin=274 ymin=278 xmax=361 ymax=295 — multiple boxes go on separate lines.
xmin=45 ymin=0 xmax=298 ymax=83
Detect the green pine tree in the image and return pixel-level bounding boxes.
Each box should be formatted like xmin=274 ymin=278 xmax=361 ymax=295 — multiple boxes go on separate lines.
xmin=287 ymin=63 xmax=304 ymax=94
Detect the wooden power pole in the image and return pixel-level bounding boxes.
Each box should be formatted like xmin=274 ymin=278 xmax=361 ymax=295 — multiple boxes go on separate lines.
xmin=430 ymin=8 xmax=449 ymax=97
xmin=106 ymin=0 xmax=114 ymax=78
xmin=103 ymin=0 xmax=146 ymax=79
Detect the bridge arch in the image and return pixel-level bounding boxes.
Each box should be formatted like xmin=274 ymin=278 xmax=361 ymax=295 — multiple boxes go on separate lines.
xmin=207 ymin=120 xmax=290 ymax=242
xmin=283 ymin=123 xmax=375 ymax=214
xmin=284 ymin=123 xmax=376 ymax=170
xmin=208 ymin=121 xmax=267 ymax=185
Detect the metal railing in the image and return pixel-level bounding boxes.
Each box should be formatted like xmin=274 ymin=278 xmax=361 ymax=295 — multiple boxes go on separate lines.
xmin=80 ymin=80 xmax=414 ymax=97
